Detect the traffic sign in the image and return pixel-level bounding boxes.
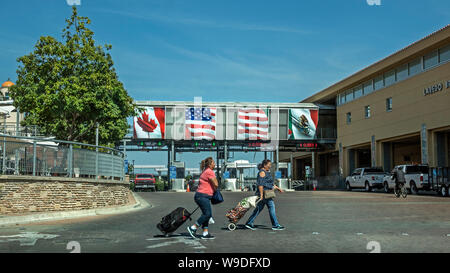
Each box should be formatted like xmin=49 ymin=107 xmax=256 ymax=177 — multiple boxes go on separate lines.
xmin=169 ymin=166 xmax=177 ymax=179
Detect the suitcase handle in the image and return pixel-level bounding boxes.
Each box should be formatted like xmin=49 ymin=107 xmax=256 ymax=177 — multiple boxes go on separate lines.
xmin=191 ymin=206 xmax=200 ymax=215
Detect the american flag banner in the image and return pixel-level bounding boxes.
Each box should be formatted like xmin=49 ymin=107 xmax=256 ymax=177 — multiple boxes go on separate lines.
xmin=185 ymin=107 xmax=216 ymax=140
xmin=237 ymin=108 xmax=269 ymax=140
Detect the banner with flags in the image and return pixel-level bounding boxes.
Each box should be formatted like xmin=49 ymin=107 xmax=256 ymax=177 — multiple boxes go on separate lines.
xmin=237 ymin=108 xmax=269 ymax=140
xmin=134 ymin=107 xmax=165 ymax=139
xmin=288 ymin=109 xmax=319 ymax=140
xmin=185 ymin=107 xmax=216 ymax=140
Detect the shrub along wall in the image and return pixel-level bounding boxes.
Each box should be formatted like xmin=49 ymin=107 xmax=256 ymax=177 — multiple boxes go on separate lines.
xmin=0 ymin=176 xmax=132 ymax=215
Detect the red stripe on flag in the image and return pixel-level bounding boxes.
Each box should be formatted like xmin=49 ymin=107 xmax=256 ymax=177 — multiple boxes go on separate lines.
xmin=187 ymin=124 xmax=216 ymax=130
xmin=238 ymin=129 xmax=268 ymax=135
xmin=310 ymin=109 xmax=319 ymax=128
xmin=238 ymin=115 xmax=269 ymax=122
xmin=238 ymin=122 xmax=269 ymax=128
xmin=239 ymin=109 xmax=266 ymax=114
xmin=154 ymin=107 xmax=165 ymax=139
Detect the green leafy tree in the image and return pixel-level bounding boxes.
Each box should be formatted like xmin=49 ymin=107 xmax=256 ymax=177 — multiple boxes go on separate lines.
xmin=10 ymin=6 xmax=137 ymax=147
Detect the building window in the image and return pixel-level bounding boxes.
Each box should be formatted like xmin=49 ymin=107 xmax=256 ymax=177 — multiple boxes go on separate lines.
xmin=408 ymin=58 xmax=421 ymax=76
xmin=354 ymin=85 xmax=363 ymax=99
xmin=339 ymin=93 xmax=346 ymax=105
xmin=364 ymin=105 xmax=371 ymax=118
xmin=386 ymin=97 xmax=392 ymax=112
xmin=396 ymin=63 xmax=408 ymax=81
xmin=374 ymin=75 xmax=384 ymax=90
xmin=384 ymin=69 xmax=396 ymax=86
xmin=439 ymin=44 xmax=450 ymax=63
xmin=363 ymin=80 xmax=373 ymax=95
xmin=423 ymin=50 xmax=438 ymax=69
xmin=345 ymin=89 xmax=354 ymax=103
xmin=336 ymin=43 xmax=450 ymax=107
xmin=346 ymin=112 xmax=351 ymax=124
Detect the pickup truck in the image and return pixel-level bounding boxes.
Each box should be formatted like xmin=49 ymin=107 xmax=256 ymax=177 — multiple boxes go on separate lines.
xmin=382 ymin=165 xmax=429 ymax=194
xmin=134 ymin=173 xmax=156 ymax=192
xmin=346 ymin=167 xmax=387 ymax=192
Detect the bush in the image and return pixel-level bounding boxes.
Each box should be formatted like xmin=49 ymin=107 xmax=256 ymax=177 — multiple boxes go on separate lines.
xmin=155 ymin=178 xmax=166 ymax=191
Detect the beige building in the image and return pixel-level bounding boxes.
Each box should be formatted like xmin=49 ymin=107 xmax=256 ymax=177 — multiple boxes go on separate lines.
xmin=0 ymin=79 xmax=24 ymax=133
xmin=280 ymin=24 xmax=450 ymax=187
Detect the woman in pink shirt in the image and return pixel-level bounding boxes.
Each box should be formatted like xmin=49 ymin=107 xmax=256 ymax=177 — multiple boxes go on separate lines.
xmin=187 ymin=157 xmax=218 ymax=240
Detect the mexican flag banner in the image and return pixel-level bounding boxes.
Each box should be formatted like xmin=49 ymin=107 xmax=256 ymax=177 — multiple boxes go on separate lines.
xmin=134 ymin=107 xmax=165 ymax=139
xmin=288 ymin=109 xmax=319 ymax=140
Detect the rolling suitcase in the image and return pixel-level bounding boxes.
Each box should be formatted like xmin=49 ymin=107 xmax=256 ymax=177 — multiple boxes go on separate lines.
xmin=156 ymin=206 xmax=199 ymax=236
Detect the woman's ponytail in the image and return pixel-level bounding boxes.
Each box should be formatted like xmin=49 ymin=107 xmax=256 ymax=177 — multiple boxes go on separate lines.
xmin=258 ymin=159 xmax=271 ymax=170
xmin=201 ymin=157 xmax=214 ymax=171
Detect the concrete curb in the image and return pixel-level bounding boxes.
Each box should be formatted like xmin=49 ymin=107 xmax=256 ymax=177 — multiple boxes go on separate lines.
xmin=0 ymin=192 xmax=152 ymax=227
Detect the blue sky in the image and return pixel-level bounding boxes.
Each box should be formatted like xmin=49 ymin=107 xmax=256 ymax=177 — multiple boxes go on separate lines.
xmin=0 ymin=0 xmax=449 ymax=170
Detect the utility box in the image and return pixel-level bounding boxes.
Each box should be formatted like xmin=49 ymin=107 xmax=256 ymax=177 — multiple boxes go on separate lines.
xmin=277 ymin=162 xmax=291 ymax=191
xmin=171 ymin=161 xmax=185 ymax=191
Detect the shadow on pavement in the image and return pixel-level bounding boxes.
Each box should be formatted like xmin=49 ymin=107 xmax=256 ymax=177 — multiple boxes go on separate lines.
xmin=220 ymin=224 xmax=268 ymax=231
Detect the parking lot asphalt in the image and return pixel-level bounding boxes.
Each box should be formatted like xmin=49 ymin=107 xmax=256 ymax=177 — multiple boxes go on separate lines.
xmin=1 ymin=190 xmax=450 ymax=253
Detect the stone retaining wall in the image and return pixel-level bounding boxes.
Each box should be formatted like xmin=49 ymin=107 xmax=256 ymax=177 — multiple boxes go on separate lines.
xmin=0 ymin=176 xmax=132 ymax=215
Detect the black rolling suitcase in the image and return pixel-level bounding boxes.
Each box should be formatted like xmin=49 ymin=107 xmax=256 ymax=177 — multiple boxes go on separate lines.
xmin=156 ymin=207 xmax=199 ymax=236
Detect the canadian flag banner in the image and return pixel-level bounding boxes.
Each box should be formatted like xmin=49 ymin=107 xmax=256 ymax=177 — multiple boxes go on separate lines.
xmin=134 ymin=107 xmax=165 ymax=139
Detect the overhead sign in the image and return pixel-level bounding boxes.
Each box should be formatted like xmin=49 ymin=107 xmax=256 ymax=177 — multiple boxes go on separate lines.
xmin=237 ymin=108 xmax=269 ymax=140
xmin=132 ymin=103 xmax=321 ymax=142
xmin=288 ymin=109 xmax=319 ymax=140
xmin=296 ymin=142 xmax=319 ymax=150
xmin=134 ymin=107 xmax=165 ymax=139
xmin=185 ymin=107 xmax=216 ymax=140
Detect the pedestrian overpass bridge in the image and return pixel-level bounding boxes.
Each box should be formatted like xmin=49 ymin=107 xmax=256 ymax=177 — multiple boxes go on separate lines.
xmin=117 ymin=100 xmax=336 ymax=190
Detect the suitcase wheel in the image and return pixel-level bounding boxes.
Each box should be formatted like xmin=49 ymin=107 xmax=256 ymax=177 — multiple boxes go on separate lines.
xmin=227 ymin=223 xmax=236 ymax=231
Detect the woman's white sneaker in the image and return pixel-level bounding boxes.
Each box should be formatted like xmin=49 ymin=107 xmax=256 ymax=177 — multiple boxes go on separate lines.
xmin=272 ymin=225 xmax=285 ymax=231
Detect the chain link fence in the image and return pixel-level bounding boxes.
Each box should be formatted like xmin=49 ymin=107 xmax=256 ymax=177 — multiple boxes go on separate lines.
xmin=0 ymin=134 xmax=124 ymax=180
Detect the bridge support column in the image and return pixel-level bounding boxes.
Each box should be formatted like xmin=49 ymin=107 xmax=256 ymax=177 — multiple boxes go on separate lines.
xmin=167 ymin=145 xmax=171 ymax=191
xmin=216 ymin=145 xmax=220 ymax=185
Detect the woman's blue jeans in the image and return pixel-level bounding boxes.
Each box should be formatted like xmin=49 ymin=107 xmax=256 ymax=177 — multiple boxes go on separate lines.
xmin=194 ymin=192 xmax=212 ymax=229
xmin=245 ymin=198 xmax=280 ymax=228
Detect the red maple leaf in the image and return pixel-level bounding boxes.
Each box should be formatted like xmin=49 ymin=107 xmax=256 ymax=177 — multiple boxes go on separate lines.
xmin=137 ymin=111 xmax=158 ymax=133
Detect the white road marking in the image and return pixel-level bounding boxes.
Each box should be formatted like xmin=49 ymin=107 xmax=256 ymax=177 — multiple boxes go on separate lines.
xmin=146 ymin=236 xmax=206 ymax=250
xmin=356 ymin=233 xmax=364 ymax=235
xmin=402 ymin=233 xmax=409 ymax=236
xmin=312 ymin=232 xmax=320 ymax=235
xmin=0 ymin=232 xmax=59 ymax=246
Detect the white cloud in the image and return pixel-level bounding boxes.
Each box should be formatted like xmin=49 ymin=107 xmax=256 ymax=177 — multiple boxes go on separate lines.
xmin=66 ymin=0 xmax=81 ymax=6
xmin=97 ymin=9 xmax=310 ymax=35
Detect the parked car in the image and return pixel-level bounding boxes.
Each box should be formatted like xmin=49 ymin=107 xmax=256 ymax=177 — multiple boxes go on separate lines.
xmin=134 ymin=173 xmax=156 ymax=192
xmin=383 ymin=165 xmax=429 ymax=194
xmin=346 ymin=167 xmax=387 ymax=192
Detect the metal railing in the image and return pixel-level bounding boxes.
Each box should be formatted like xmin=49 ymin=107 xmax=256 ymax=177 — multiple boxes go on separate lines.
xmin=237 ymin=178 xmax=257 ymax=191
xmin=0 ymin=134 xmax=125 ymax=181
xmin=0 ymin=124 xmax=46 ymax=137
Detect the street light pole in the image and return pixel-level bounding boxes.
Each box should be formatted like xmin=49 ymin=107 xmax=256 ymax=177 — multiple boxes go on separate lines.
xmin=95 ymin=122 xmax=99 ymax=179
